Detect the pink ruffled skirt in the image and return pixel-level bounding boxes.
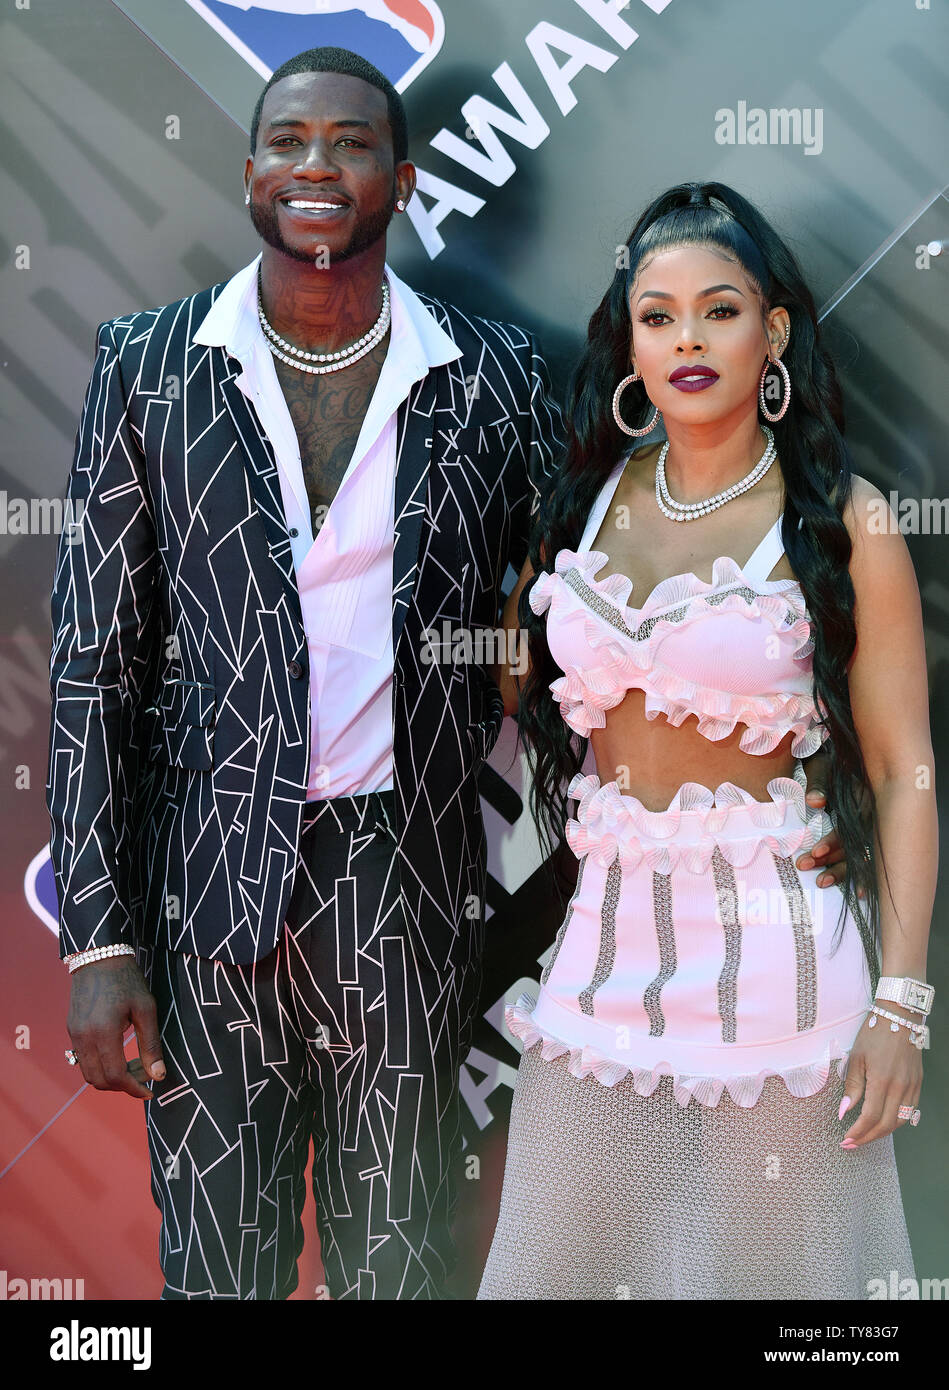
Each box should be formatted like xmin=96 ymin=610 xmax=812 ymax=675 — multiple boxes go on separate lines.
xmin=509 ymin=766 xmax=874 ymax=1105
xmin=477 ymin=767 xmax=915 ymax=1298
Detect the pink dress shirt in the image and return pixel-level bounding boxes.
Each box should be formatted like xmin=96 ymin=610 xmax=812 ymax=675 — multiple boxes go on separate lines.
xmin=192 ymin=254 xmax=462 ymax=799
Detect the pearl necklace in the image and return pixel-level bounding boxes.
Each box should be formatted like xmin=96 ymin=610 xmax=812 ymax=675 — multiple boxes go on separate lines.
xmin=257 ymin=273 xmax=390 ymax=374
xmin=655 ymin=426 xmax=777 ymax=522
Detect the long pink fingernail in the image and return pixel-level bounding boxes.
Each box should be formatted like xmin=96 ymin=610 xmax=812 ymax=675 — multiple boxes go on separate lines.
xmin=838 ymin=1096 xmax=853 ymax=1120
xmin=841 ymin=1140 xmax=857 ymax=1149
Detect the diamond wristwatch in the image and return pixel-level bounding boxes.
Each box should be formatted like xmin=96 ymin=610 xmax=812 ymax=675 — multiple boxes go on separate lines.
xmin=875 ymin=976 xmax=934 ymax=1016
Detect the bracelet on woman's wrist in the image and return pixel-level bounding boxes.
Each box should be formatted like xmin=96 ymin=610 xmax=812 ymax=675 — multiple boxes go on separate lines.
xmin=868 ymin=1004 xmax=929 ymax=1050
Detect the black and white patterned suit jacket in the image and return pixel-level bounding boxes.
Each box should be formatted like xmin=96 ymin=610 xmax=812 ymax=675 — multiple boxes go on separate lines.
xmin=46 ymin=278 xmax=564 ymax=1010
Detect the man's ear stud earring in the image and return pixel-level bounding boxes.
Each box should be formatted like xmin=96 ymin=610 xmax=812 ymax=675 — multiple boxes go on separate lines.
xmin=396 ymin=199 xmax=406 ymax=211
xmin=244 ymin=190 xmax=251 ymax=205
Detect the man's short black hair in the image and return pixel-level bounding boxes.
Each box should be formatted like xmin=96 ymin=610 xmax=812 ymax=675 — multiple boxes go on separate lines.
xmin=250 ymin=47 xmax=408 ymax=163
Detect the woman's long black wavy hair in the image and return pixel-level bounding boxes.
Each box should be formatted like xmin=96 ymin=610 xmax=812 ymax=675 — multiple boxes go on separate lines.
xmin=517 ymin=180 xmax=884 ymax=970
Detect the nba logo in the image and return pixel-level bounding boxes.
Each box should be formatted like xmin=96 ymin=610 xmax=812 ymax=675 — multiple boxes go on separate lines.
xmin=185 ymin=0 xmax=445 ymax=92
xmin=24 ymin=844 xmax=61 ymax=940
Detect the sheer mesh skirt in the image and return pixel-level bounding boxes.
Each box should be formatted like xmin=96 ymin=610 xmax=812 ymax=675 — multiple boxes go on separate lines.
xmin=477 ymin=1046 xmax=915 ymax=1300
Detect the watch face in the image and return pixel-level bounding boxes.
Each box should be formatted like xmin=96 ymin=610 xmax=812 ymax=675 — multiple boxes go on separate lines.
xmin=906 ymin=982 xmax=933 ymax=1011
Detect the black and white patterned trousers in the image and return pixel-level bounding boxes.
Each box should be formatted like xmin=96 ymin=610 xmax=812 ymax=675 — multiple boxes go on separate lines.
xmin=139 ymin=790 xmax=472 ymax=1299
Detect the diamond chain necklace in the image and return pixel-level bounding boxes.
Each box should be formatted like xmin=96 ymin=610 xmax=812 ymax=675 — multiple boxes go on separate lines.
xmin=257 ymin=271 xmax=390 ymax=375
xmin=655 ymin=425 xmax=776 ymax=521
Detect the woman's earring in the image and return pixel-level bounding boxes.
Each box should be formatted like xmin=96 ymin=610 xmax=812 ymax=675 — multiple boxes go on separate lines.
xmin=612 ymin=370 xmax=661 ymax=437
xmin=758 ymin=352 xmax=791 ymax=422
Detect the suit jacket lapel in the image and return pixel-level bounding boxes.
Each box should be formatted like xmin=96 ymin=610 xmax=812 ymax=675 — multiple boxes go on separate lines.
xmin=217 ymin=348 xmax=301 ymax=618
xmin=392 ymin=369 xmax=438 ymax=660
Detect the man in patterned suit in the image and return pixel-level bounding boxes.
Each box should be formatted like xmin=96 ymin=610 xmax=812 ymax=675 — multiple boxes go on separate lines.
xmin=47 ymin=45 xmax=560 ymax=1301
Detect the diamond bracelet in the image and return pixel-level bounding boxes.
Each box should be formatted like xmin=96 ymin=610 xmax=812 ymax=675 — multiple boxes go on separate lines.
xmin=868 ymin=1004 xmax=930 ymax=1050
xmin=63 ymin=943 xmax=136 ymax=974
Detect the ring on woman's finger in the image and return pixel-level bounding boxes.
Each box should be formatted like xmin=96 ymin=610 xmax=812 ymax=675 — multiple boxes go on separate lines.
xmin=65 ymin=1048 xmax=79 ymax=1066
xmin=897 ymin=1104 xmax=920 ymax=1126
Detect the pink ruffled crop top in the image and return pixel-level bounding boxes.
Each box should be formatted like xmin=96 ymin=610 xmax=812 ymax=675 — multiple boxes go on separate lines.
xmin=529 ymin=454 xmax=828 ymax=758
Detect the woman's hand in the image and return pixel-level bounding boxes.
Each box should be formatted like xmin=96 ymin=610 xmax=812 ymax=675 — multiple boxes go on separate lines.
xmin=838 ymin=1009 xmax=923 ymax=1149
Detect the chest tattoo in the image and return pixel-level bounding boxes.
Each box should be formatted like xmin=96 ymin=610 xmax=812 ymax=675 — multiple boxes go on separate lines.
xmin=273 ymin=331 xmax=388 ymax=535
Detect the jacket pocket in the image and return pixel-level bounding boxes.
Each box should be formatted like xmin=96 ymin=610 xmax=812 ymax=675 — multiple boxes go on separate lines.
xmin=143 ymin=680 xmax=215 ymax=771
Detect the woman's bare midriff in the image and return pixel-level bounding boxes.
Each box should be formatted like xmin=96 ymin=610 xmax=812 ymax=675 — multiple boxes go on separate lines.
xmin=589 ymin=686 xmax=798 ymax=811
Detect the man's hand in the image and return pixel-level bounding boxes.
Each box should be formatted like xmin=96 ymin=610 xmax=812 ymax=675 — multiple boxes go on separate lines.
xmin=66 ymin=955 xmax=165 ymax=1099
xmin=794 ymin=746 xmax=866 ymax=896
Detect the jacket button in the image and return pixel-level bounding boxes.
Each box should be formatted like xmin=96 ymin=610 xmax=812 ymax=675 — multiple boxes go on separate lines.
xmin=288 ymin=660 xmax=304 ymax=679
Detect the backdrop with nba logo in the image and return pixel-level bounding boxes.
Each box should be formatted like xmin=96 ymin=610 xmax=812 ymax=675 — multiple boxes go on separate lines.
xmin=1 ymin=0 xmax=947 ymax=1302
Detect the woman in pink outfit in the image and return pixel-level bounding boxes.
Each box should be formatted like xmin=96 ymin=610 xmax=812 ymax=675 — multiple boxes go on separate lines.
xmin=478 ymin=182 xmax=933 ymax=1300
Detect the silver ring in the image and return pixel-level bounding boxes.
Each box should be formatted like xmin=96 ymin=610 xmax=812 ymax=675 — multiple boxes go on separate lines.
xmin=65 ymin=1048 xmax=79 ymax=1066
xmin=897 ymin=1104 xmax=920 ymax=1126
